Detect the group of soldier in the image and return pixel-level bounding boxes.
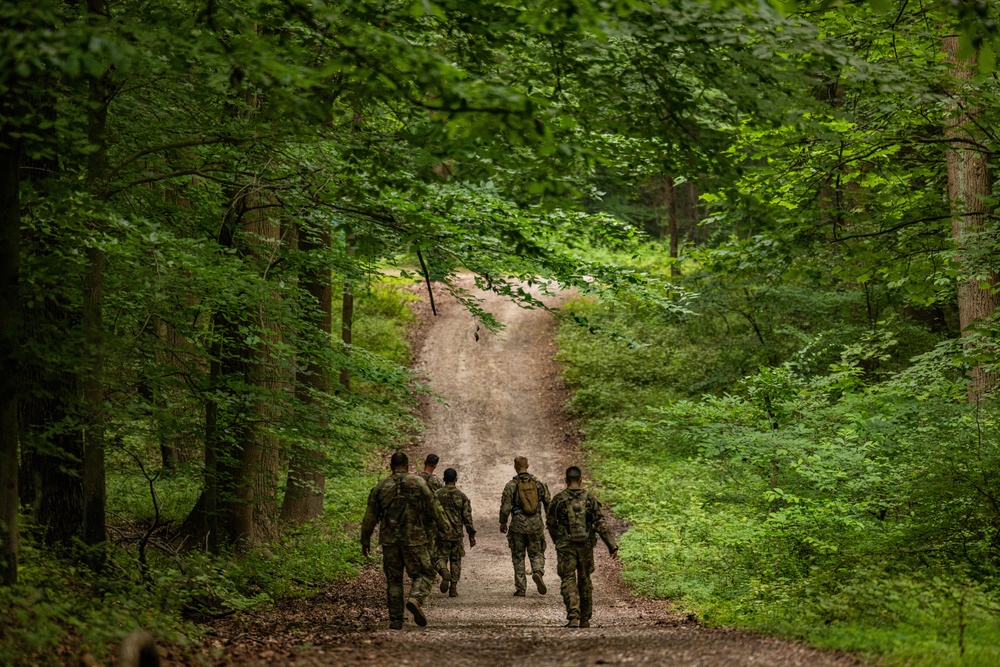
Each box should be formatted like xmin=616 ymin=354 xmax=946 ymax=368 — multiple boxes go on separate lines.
xmin=360 ymin=452 xmax=618 ymax=630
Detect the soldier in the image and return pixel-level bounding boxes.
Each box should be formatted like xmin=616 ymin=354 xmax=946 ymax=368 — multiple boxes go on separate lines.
xmin=546 ymin=466 xmax=618 ymax=628
xmin=499 ymin=456 xmax=551 ymax=596
xmin=361 ymin=452 xmax=455 ymax=629
xmin=418 ymin=453 xmax=444 ymax=492
xmin=417 ymin=453 xmax=450 ymax=583
xmin=435 ymin=468 xmax=477 ymax=597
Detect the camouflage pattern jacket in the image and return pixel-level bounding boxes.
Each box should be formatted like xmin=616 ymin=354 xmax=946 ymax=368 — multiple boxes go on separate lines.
xmin=436 ymin=486 xmax=476 ymax=542
xmin=546 ymin=487 xmax=617 ymax=552
xmin=418 ymin=470 xmax=444 ymax=492
xmin=499 ymin=473 xmax=550 ymax=535
xmin=361 ymin=471 xmax=452 ymax=548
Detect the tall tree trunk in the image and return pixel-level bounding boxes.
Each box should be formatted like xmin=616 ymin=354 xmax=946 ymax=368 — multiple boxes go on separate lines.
xmin=339 ymin=234 xmax=355 ymax=390
xmin=153 ymin=317 xmax=201 ymax=470
xmin=189 ymin=189 xmax=281 ymax=549
xmin=222 ymin=199 xmax=281 ymax=545
xmin=17 ymin=91 xmax=84 ymax=549
xmin=944 ymin=36 xmax=999 ymax=403
xmin=0 ymin=125 xmax=22 ymax=586
xmin=653 ymin=176 xmax=680 ymax=277
xmin=665 ymin=176 xmax=679 ymax=277
xmin=82 ymin=0 xmax=110 ymax=557
xmin=281 ymin=222 xmax=331 ymax=524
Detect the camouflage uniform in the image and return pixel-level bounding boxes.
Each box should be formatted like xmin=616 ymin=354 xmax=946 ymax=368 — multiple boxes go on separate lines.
xmin=418 ymin=470 xmax=447 ymax=579
xmin=546 ymin=487 xmax=617 ymax=624
xmin=499 ymin=472 xmax=551 ymax=594
xmin=435 ymin=485 xmax=476 ymax=589
xmin=418 ymin=470 xmax=444 ymax=493
xmin=361 ymin=471 xmax=452 ymax=626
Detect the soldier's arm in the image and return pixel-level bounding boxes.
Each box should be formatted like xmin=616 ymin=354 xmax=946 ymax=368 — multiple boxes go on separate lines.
xmin=461 ymin=492 xmax=476 ymax=537
xmin=360 ymin=486 xmax=380 ymax=550
xmin=540 ymin=481 xmax=552 ymax=512
xmin=499 ymin=482 xmax=514 ymax=526
xmin=590 ymin=495 xmax=618 ymax=553
xmin=546 ymin=495 xmax=561 ymax=541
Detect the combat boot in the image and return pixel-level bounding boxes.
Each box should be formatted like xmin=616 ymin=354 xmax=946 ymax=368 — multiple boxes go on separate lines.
xmin=579 ymin=620 xmax=590 ymax=628
xmin=406 ymin=599 xmax=427 ymax=627
xmin=440 ymin=577 xmax=450 ymax=593
xmin=565 ymin=619 xmax=580 ymax=628
xmin=449 ymin=583 xmax=458 ymax=597
xmin=532 ymin=571 xmax=547 ymax=595
xmin=389 ymin=620 xmax=403 ymax=630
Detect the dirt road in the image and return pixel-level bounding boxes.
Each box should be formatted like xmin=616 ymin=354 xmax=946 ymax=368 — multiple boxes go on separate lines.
xmin=215 ymin=278 xmax=859 ymax=666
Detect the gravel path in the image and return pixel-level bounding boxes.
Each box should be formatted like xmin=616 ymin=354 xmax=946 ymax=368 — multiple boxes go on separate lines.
xmin=213 ymin=277 xmax=861 ymax=667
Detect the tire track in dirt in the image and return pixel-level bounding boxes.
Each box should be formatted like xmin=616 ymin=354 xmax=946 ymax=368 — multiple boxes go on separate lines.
xmin=214 ymin=276 xmax=861 ymax=666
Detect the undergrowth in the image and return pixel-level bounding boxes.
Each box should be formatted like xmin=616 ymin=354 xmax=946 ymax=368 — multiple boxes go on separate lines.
xmin=556 ymin=253 xmax=1000 ymax=666
xmin=1 ymin=278 xmax=420 ymax=666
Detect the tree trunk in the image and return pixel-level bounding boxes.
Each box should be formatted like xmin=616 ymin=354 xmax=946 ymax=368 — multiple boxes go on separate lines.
xmin=190 ymin=189 xmax=281 ymax=549
xmin=16 ymin=91 xmax=85 ymax=549
xmin=153 ymin=317 xmax=201 ymax=470
xmin=18 ymin=366 xmax=84 ymax=547
xmin=665 ymin=176 xmax=679 ymax=277
xmin=82 ymin=0 xmax=110 ymax=556
xmin=944 ymin=35 xmax=999 ymax=403
xmin=222 ymin=200 xmax=282 ymax=546
xmin=281 ymin=222 xmax=331 ymax=524
xmin=202 ymin=336 xmax=221 ymax=554
xmin=653 ymin=176 xmax=680 ymax=277
xmin=0 ymin=125 xmax=22 ymax=586
xmin=339 ymin=234 xmax=356 ymax=391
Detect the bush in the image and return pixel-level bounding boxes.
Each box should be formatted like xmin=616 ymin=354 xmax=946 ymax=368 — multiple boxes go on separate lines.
xmin=557 ymin=281 xmax=1000 ymax=666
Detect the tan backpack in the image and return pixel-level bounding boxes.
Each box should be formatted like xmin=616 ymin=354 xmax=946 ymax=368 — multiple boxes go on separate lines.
xmin=516 ymin=477 xmax=540 ymax=516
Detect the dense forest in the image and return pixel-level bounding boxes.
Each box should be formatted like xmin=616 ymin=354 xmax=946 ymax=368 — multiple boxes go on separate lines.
xmin=3 ymin=0 xmax=1000 ymax=664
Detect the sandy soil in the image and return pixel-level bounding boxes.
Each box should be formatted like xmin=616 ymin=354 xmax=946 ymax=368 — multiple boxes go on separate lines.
xmin=209 ymin=277 xmax=861 ymax=667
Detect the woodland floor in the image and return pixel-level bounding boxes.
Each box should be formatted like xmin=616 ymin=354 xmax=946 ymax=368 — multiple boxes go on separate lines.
xmin=202 ymin=277 xmax=863 ymax=667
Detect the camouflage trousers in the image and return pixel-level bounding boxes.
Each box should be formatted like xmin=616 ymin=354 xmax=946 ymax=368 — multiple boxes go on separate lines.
xmin=556 ymin=544 xmax=595 ymax=622
xmin=436 ymin=539 xmax=466 ymax=584
xmin=508 ymin=531 xmax=546 ymax=594
xmin=382 ymin=544 xmax=435 ymax=624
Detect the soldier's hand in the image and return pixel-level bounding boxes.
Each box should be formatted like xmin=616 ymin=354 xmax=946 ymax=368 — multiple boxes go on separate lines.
xmin=469 ymin=537 xmax=477 ymax=548
xmin=361 ymin=543 xmax=370 ymax=558
xmin=499 ymin=523 xmax=508 ymax=534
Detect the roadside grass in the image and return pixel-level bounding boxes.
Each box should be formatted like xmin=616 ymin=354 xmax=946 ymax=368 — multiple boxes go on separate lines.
xmin=555 ymin=289 xmax=1000 ymax=667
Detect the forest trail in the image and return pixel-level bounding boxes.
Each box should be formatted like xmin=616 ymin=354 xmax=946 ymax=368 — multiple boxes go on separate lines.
xmin=215 ymin=276 xmax=859 ymax=666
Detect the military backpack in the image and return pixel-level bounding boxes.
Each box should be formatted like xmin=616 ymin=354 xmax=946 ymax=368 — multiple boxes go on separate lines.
xmin=516 ymin=477 xmax=540 ymax=516
xmin=564 ymin=492 xmax=590 ymax=543
xmin=383 ymin=477 xmax=407 ymax=531
xmin=438 ymin=490 xmax=464 ymax=536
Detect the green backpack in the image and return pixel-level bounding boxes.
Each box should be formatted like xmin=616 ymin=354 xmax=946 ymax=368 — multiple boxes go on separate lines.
xmin=383 ymin=477 xmax=406 ymax=529
xmin=438 ymin=490 xmax=463 ymax=533
xmin=564 ymin=492 xmax=590 ymax=543
xmin=516 ymin=478 xmax=540 ymax=516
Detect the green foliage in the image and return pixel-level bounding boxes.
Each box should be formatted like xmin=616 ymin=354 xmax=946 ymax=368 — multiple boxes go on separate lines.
xmin=557 ymin=245 xmax=1000 ymax=665
xmin=3 ymin=281 xmax=418 ymax=664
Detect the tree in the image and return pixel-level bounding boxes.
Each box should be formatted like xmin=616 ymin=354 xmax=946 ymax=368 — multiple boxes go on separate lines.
xmin=0 ymin=104 xmax=22 ymax=587
xmin=944 ymin=35 xmax=999 ymax=403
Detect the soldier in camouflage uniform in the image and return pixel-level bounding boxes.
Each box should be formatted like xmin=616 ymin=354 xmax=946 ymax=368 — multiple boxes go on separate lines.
xmin=418 ymin=453 xmax=444 ymax=492
xmin=499 ymin=456 xmax=551 ymax=596
xmin=435 ymin=468 xmax=477 ymax=597
xmin=417 ymin=453 xmax=450 ymax=583
xmin=361 ymin=452 xmax=455 ymax=629
xmin=547 ymin=466 xmax=618 ymax=628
